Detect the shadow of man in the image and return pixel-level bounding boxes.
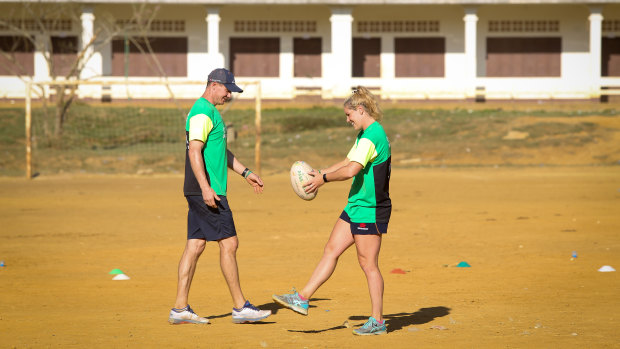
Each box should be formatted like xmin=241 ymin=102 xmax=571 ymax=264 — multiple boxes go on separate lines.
xmin=350 ymin=306 xmax=451 ymax=333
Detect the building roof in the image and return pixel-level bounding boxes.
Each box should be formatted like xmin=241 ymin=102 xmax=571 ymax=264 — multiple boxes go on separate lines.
xmin=0 ymin=0 xmax=617 ymax=4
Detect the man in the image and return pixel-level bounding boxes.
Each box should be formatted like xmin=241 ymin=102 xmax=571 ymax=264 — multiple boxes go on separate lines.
xmin=169 ymin=68 xmax=271 ymax=324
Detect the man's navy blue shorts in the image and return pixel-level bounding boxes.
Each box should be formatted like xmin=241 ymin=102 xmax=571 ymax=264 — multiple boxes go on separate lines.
xmin=186 ymin=195 xmax=237 ymax=241
xmin=340 ymin=210 xmax=388 ymax=235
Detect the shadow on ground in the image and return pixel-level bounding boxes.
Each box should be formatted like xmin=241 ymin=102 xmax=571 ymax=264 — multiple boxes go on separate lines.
xmin=266 ymin=297 xmax=331 ymax=315
xmin=287 ymin=306 xmax=451 ymax=334
xmin=205 ymin=298 xmax=332 ymax=323
xmin=350 ymin=306 xmax=452 ymax=333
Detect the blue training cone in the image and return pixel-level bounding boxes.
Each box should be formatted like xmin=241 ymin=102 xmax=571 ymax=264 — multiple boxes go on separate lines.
xmin=456 ymin=261 xmax=471 ymax=267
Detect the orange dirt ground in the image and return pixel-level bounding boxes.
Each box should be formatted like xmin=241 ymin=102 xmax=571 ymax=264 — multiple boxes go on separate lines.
xmin=1 ymin=167 xmax=619 ymax=348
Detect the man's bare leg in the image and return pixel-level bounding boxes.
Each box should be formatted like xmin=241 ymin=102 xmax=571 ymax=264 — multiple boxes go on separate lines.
xmin=174 ymin=238 xmax=206 ymax=309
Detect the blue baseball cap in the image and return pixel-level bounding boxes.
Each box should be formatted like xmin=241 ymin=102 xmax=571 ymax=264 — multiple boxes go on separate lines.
xmin=208 ymin=68 xmax=243 ymax=93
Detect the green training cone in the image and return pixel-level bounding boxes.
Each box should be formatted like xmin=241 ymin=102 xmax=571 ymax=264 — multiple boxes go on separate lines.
xmin=109 ymin=268 xmax=124 ymax=275
xmin=456 ymin=261 xmax=471 ymax=267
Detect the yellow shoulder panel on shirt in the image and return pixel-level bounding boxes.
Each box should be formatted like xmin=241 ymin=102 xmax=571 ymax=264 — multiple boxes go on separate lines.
xmin=347 ymin=138 xmax=377 ymax=168
xmin=188 ymin=114 xmax=213 ymax=143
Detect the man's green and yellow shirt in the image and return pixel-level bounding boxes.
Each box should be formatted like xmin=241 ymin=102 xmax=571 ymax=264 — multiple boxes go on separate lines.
xmin=183 ymin=98 xmax=228 ymax=196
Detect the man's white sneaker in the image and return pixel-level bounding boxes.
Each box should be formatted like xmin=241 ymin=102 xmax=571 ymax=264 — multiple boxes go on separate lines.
xmin=232 ymin=300 xmax=272 ymax=323
xmin=168 ymin=305 xmax=210 ymax=324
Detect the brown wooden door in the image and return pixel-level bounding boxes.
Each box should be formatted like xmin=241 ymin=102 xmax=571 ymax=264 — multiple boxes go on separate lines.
xmin=353 ymin=38 xmax=381 ymax=77
xmin=395 ymin=37 xmax=445 ymax=77
xmin=51 ymin=36 xmax=78 ymax=77
xmin=148 ymin=37 xmax=187 ymax=77
xmin=230 ymin=38 xmax=280 ymax=77
xmin=111 ymin=36 xmax=187 ymax=77
xmin=294 ymin=37 xmax=321 ymax=78
xmin=602 ymin=37 xmax=620 ymax=77
xmin=0 ymin=36 xmax=34 ymax=76
xmin=486 ymin=37 xmax=561 ymax=77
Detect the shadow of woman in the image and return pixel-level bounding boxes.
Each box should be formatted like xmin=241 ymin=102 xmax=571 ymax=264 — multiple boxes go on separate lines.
xmin=350 ymin=306 xmax=451 ymax=333
xmin=287 ymin=306 xmax=451 ymax=334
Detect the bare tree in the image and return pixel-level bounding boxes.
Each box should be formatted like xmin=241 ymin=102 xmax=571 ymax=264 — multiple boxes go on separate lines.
xmin=114 ymin=3 xmax=186 ymax=116
xmin=0 ymin=2 xmax=167 ymax=141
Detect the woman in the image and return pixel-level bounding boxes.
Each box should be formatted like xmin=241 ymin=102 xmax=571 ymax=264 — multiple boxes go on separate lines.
xmin=273 ymin=86 xmax=392 ymax=336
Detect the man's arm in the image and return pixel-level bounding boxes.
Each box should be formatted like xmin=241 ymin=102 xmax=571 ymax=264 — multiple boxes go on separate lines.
xmin=227 ymin=149 xmax=264 ymax=194
xmin=189 ymin=140 xmax=220 ymax=207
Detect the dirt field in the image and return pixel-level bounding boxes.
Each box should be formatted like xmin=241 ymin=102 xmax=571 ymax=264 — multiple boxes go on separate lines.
xmin=1 ymin=167 xmax=619 ymax=348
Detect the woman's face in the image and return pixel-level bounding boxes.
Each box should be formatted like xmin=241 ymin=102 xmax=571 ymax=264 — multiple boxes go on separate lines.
xmin=344 ymin=106 xmax=365 ymax=130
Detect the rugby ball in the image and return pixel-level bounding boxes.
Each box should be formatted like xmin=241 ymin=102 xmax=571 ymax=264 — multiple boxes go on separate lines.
xmin=290 ymin=161 xmax=317 ymax=201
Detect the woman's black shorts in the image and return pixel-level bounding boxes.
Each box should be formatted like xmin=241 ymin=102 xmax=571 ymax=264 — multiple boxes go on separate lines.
xmin=339 ymin=210 xmax=388 ymax=235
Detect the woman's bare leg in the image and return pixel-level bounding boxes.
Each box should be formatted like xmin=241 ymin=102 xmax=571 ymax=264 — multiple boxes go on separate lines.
xmin=354 ymin=234 xmax=383 ymax=321
xmin=299 ymin=219 xmax=354 ymax=299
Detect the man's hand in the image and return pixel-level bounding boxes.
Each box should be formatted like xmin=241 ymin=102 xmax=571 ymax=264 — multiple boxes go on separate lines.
xmin=245 ymin=172 xmax=264 ymax=194
xmin=202 ymin=187 xmax=221 ymax=208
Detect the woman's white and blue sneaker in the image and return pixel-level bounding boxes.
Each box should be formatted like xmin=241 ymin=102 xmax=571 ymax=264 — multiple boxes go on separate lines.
xmin=168 ymin=305 xmax=210 ymax=324
xmin=272 ymin=289 xmax=309 ymax=315
xmin=352 ymin=317 xmax=387 ymax=335
xmin=231 ymin=300 xmax=272 ymax=323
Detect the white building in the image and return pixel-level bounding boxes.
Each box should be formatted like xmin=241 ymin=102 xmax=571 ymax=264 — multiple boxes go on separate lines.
xmin=0 ymin=0 xmax=619 ymax=101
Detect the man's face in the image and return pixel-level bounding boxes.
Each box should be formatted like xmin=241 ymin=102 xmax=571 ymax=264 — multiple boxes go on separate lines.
xmin=212 ymin=82 xmax=232 ymax=105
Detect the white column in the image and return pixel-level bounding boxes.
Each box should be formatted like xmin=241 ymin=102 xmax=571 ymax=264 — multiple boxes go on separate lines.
xmin=329 ymin=7 xmax=353 ymax=98
xmin=381 ymin=36 xmax=395 ymax=80
xmin=589 ymin=7 xmax=603 ymax=98
xmin=80 ymin=7 xmax=101 ymax=80
xmin=280 ymin=36 xmax=294 ymax=97
xmin=206 ymin=7 xmax=224 ymax=70
xmin=463 ymin=7 xmax=478 ymax=99
xmin=33 ymin=34 xmax=49 ymax=81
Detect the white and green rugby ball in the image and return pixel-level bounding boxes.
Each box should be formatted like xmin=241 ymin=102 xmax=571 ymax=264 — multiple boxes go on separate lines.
xmin=290 ymin=161 xmax=317 ymax=201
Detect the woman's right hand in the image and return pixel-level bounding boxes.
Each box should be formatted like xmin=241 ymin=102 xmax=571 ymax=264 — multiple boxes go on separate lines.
xmin=303 ymin=169 xmax=324 ymax=194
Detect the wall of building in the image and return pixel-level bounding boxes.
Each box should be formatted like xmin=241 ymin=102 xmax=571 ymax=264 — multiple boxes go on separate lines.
xmin=0 ymin=2 xmax=618 ymax=101
xmin=477 ymin=4 xmax=587 ymax=99
xmin=218 ymin=5 xmax=332 ymax=99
